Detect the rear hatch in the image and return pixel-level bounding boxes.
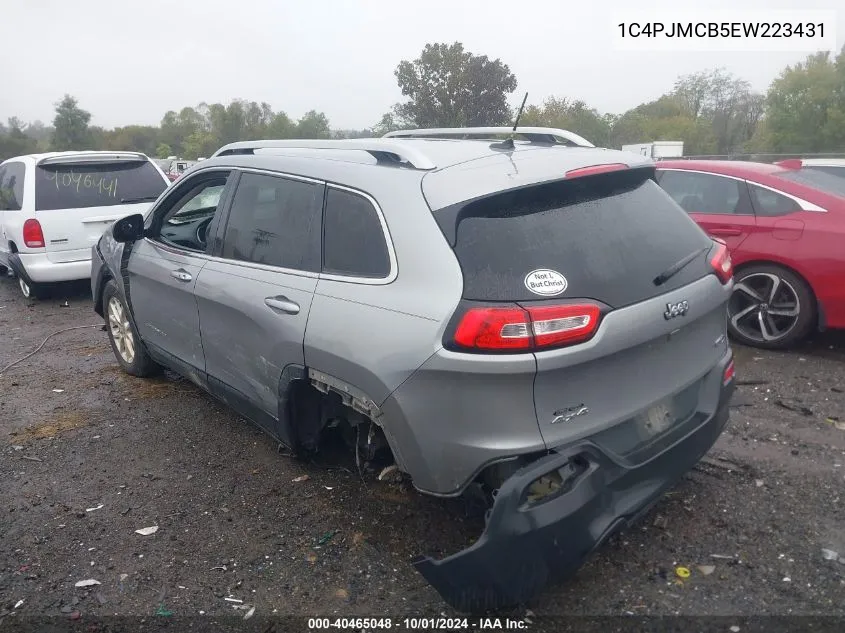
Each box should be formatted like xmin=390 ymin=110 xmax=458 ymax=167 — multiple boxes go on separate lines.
xmin=34 ymin=155 xmax=168 ymax=263
xmin=434 ymin=164 xmax=732 ymax=454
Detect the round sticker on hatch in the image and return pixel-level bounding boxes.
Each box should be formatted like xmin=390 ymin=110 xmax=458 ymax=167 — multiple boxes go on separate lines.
xmin=524 ymin=269 xmax=568 ymax=296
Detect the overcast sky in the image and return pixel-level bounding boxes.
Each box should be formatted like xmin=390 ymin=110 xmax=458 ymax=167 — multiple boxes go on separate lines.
xmin=2 ymin=0 xmax=842 ymax=130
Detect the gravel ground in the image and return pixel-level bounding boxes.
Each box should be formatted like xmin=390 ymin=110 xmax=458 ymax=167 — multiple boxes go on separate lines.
xmin=1 ymin=276 xmax=845 ymax=626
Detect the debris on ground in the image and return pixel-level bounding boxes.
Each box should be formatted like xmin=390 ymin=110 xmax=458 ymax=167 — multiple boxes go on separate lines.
xmin=697 ymin=565 xmax=716 ymax=576
xmin=134 ymin=525 xmax=159 ymax=536
xmin=378 ymin=464 xmax=401 ymax=482
xmin=155 ymin=604 xmax=173 ymax=617
xmin=244 ymin=606 xmax=256 ymax=620
xmin=711 ymin=554 xmax=735 ymax=560
xmin=317 ymin=530 xmax=338 ymax=546
xmin=334 ymin=588 xmax=350 ymax=600
xmin=653 ymin=515 xmax=668 ymax=529
xmin=52 ymin=389 xmax=65 ymax=393
xmin=224 ymin=597 xmax=243 ymax=603
xmin=74 ymin=579 xmax=101 ymax=588
xmin=86 ymin=504 xmax=104 ymax=512
xmin=20 ymin=455 xmax=42 ymax=462
xmin=675 ymin=566 xmax=691 ymax=579
xmin=13 ymin=600 xmax=24 ymax=609
xmin=292 ymin=475 xmax=310 ymax=483
xmin=822 ymin=548 xmax=839 ymax=561
xmin=755 ymin=480 xmax=765 ymax=487
xmin=774 ymin=399 xmax=813 ymax=416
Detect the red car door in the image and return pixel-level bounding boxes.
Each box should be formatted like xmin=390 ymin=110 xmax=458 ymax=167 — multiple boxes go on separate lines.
xmin=657 ymin=169 xmax=755 ymax=253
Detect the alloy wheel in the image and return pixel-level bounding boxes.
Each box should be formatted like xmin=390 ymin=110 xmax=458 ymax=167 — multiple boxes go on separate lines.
xmin=728 ymin=272 xmax=801 ymax=344
xmin=107 ymin=296 xmax=136 ymax=364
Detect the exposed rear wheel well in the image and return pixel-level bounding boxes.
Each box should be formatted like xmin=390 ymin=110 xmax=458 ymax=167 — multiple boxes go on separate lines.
xmin=287 ymin=376 xmax=395 ymax=472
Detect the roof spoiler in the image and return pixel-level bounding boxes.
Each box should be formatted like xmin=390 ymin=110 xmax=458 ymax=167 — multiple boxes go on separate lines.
xmin=211 ymin=139 xmax=437 ymax=170
xmin=37 ymin=152 xmax=148 ymax=166
xmin=773 ymin=159 xmax=803 ymax=169
xmin=384 ymin=126 xmax=595 ymax=148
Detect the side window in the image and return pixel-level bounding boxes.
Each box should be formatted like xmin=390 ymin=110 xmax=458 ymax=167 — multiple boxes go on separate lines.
xmin=155 ymin=175 xmax=229 ymax=252
xmin=658 ymin=170 xmax=745 ymax=215
xmin=221 ymin=172 xmax=323 ymax=272
xmin=748 ymin=184 xmax=801 ymax=217
xmin=323 ymin=187 xmax=391 ymax=278
xmin=0 ymin=161 xmax=26 ymax=211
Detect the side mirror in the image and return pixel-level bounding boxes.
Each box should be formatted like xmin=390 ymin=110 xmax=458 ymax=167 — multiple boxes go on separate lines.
xmin=112 ymin=214 xmax=146 ymax=243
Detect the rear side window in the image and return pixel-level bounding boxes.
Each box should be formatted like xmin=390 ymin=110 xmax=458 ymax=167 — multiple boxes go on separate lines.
xmin=0 ymin=161 xmax=26 ymax=211
xmin=323 ymin=187 xmax=391 ymax=278
xmin=221 ymin=172 xmax=323 ymax=272
xmin=748 ymin=184 xmax=801 ymax=216
xmin=776 ymin=167 xmax=845 ymax=197
xmin=658 ymin=170 xmax=747 ymax=215
xmin=441 ymin=169 xmax=713 ymax=308
xmin=35 ymin=161 xmax=167 ymax=211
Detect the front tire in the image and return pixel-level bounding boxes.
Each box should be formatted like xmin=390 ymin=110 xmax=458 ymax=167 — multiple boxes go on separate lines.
xmin=103 ymin=280 xmax=160 ymax=377
xmin=727 ymin=264 xmax=815 ymax=350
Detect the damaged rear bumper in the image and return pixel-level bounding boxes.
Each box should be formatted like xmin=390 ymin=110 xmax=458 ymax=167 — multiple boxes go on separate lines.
xmin=414 ymin=363 xmax=735 ymax=613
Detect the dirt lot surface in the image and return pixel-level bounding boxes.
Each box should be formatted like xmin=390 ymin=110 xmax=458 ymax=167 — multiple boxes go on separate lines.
xmin=2 ymin=277 xmax=845 ymax=627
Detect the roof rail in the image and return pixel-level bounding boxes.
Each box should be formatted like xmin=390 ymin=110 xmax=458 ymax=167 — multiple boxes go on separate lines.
xmin=383 ymin=126 xmax=595 ymax=148
xmin=211 ymin=139 xmax=436 ymax=170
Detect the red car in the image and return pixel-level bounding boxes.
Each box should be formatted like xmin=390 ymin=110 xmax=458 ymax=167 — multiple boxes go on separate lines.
xmin=655 ymin=160 xmax=845 ymax=349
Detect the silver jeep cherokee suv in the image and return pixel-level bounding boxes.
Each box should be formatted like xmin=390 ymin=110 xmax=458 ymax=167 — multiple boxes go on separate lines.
xmin=92 ymin=127 xmax=736 ymax=611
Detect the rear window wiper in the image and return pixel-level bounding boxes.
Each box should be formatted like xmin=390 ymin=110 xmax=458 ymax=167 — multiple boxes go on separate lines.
xmin=120 ymin=195 xmax=160 ymax=204
xmin=653 ymin=246 xmax=709 ymax=286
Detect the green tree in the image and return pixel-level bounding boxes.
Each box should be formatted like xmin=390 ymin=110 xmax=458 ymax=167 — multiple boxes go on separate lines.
xmin=51 ymin=95 xmax=93 ymax=150
xmin=520 ymin=97 xmax=612 ymax=146
xmin=0 ymin=118 xmax=38 ymax=160
xmin=156 ymin=143 xmax=173 ymax=158
xmin=761 ymin=48 xmax=845 ymax=152
xmin=103 ymin=125 xmax=160 ymax=156
xmin=266 ymin=111 xmax=295 ymax=138
xmin=294 ymin=110 xmax=331 ymax=138
xmin=393 ymin=42 xmax=517 ymax=127
xmin=671 ymin=68 xmax=764 ymax=153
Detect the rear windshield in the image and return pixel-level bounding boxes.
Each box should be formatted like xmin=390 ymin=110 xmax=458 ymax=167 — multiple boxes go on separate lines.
xmin=439 ymin=168 xmax=713 ymax=307
xmin=776 ymin=167 xmax=845 ymax=198
xmin=35 ymin=161 xmax=167 ymax=211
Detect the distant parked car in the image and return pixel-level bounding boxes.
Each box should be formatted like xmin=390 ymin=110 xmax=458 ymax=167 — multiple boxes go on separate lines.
xmin=776 ymin=158 xmax=845 ymax=180
xmin=656 ymin=160 xmax=845 ymax=349
xmin=0 ymin=151 xmax=169 ymax=298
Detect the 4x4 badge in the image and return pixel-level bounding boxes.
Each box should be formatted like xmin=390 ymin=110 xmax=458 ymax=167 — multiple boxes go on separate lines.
xmin=664 ymin=300 xmax=689 ymax=320
xmin=551 ymin=404 xmax=589 ymax=425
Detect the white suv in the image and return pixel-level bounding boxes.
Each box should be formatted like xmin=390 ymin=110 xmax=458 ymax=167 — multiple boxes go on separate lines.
xmin=0 ymin=151 xmax=170 ymax=298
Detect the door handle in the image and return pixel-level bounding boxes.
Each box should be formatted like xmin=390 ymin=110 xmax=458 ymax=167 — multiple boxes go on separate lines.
xmin=170 ymin=268 xmax=192 ymax=282
xmin=709 ymin=227 xmax=742 ymax=237
xmin=264 ymin=296 xmax=300 ymax=315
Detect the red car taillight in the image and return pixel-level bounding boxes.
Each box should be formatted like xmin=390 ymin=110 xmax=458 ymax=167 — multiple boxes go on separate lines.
xmin=23 ymin=219 xmax=45 ymax=248
xmin=710 ymin=240 xmax=733 ymax=284
xmin=453 ymin=303 xmax=602 ymax=352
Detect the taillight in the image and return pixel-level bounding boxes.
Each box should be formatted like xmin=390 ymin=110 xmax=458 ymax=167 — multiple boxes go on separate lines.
xmin=452 ymin=303 xmax=601 ymax=352
xmin=23 ymin=219 xmax=45 ymax=248
xmin=723 ymin=359 xmax=735 ymax=386
xmin=710 ymin=240 xmax=732 ymax=284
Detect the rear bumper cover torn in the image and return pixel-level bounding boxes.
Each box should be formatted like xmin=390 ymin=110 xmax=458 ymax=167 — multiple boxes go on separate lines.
xmin=414 ymin=359 xmax=735 ymax=612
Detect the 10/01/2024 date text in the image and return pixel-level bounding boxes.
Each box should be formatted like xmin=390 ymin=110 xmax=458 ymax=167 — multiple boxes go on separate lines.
xmin=307 ymin=617 xmax=529 ymax=630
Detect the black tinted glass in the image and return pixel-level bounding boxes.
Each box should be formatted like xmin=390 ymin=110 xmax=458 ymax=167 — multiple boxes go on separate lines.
xmin=222 ymin=172 xmax=323 ymax=271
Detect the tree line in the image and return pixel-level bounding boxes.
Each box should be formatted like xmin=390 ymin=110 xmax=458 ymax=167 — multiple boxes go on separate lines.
xmin=2 ymin=42 xmax=844 ymax=162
